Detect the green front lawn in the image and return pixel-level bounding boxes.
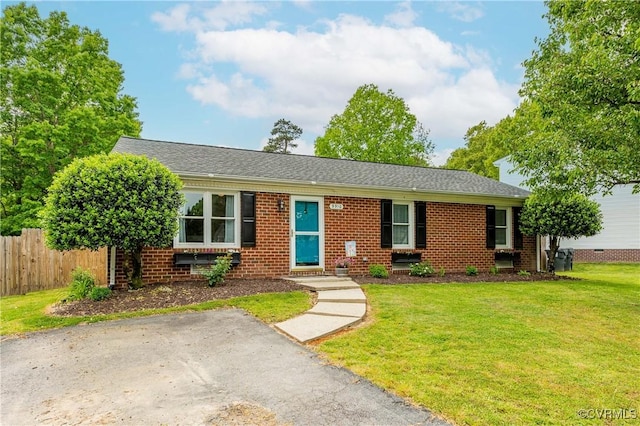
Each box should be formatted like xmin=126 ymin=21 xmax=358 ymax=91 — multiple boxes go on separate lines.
xmin=317 ymin=263 xmax=640 ymax=425
xmin=1 ymin=289 xmax=311 ymax=336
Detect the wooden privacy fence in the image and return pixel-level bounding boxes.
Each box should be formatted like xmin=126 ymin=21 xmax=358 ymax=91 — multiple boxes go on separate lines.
xmin=1 ymin=229 xmax=107 ymax=296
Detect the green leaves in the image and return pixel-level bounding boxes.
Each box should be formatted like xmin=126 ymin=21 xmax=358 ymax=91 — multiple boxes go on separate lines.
xmin=519 ymin=190 xmax=603 ymax=241
xmin=40 ymin=153 xmax=184 ymax=253
xmin=262 ymin=118 xmax=302 ymax=154
xmin=0 ymin=3 xmax=142 ymax=235
xmin=314 ymin=84 xmax=434 ymax=166
xmin=511 ymin=0 xmax=640 ymax=195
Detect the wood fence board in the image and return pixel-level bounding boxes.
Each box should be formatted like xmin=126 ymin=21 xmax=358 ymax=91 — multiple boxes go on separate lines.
xmin=0 ymin=229 xmax=107 ymax=296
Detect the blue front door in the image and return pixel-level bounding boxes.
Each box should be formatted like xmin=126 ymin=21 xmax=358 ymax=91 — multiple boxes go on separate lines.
xmin=292 ymin=197 xmax=323 ymax=268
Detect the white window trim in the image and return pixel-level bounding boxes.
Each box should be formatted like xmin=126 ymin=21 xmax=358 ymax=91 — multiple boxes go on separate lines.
xmin=392 ymin=201 xmax=414 ymax=250
xmin=174 ymin=191 xmax=241 ymax=249
xmin=495 ymin=207 xmax=512 ymax=249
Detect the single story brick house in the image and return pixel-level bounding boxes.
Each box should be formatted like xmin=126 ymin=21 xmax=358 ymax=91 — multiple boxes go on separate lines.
xmin=109 ymin=136 xmax=537 ymax=288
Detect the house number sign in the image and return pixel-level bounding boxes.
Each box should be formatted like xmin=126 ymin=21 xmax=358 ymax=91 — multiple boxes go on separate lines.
xmin=329 ymin=203 xmax=344 ymax=210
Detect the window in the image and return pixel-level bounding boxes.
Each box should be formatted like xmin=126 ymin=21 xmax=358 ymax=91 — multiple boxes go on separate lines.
xmin=176 ymin=192 xmax=240 ymax=248
xmin=393 ymin=203 xmax=411 ymax=247
xmin=381 ymin=200 xmax=415 ymax=249
xmin=486 ymin=206 xmax=512 ymax=249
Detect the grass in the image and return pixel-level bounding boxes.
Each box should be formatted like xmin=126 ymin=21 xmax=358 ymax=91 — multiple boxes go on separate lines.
xmin=316 ymin=263 xmax=640 ymax=425
xmin=1 ymin=288 xmax=311 ymax=336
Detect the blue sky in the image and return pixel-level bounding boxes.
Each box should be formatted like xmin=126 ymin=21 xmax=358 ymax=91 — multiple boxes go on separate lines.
xmin=21 ymin=1 xmax=549 ymax=165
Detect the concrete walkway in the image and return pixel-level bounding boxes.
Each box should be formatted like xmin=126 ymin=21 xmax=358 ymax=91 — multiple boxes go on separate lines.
xmin=274 ymin=276 xmax=366 ymax=343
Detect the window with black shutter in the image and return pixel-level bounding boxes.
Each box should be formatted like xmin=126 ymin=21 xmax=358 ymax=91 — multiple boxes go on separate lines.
xmin=486 ymin=205 xmax=496 ymax=249
xmin=380 ymin=199 xmax=393 ymax=248
xmin=513 ymin=206 xmax=523 ymax=250
xmin=415 ymin=201 xmax=427 ymax=249
xmin=241 ymin=192 xmax=256 ymax=247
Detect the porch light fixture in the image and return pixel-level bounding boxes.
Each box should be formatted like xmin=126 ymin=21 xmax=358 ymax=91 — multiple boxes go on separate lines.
xmin=277 ymin=198 xmax=285 ymax=212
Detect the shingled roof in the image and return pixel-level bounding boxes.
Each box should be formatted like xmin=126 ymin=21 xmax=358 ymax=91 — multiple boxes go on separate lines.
xmin=113 ymin=136 xmax=529 ymax=199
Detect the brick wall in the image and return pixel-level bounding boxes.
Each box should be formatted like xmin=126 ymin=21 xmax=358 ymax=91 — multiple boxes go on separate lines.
xmin=573 ymin=249 xmax=640 ymax=263
xmin=112 ymin=193 xmax=537 ymax=288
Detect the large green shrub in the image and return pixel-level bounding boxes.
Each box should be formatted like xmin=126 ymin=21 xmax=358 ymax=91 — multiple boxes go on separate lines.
xmin=40 ymin=153 xmax=184 ymax=289
xmin=519 ymin=191 xmax=602 ymax=272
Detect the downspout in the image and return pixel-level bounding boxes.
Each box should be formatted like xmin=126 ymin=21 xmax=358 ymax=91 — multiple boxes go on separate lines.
xmin=536 ymin=235 xmax=541 ymax=272
xmin=109 ymin=246 xmax=116 ymax=289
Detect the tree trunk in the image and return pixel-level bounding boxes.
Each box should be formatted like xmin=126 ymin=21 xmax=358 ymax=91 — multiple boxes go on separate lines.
xmin=123 ymin=247 xmax=144 ymax=289
xmin=548 ymin=236 xmax=560 ymax=274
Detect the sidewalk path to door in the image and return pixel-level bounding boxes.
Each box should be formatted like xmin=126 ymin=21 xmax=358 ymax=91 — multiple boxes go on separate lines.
xmin=1 ymin=309 xmax=449 ymax=425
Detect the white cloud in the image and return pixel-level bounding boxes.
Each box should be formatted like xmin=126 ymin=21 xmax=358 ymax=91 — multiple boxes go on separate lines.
xmin=437 ymin=2 xmax=484 ymax=23
xmin=153 ymin=4 xmax=518 ymax=149
xmin=384 ymin=1 xmax=418 ymax=28
xmin=152 ymin=1 xmax=267 ymax=32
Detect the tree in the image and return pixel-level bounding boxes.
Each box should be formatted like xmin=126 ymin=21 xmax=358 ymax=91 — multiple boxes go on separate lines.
xmin=510 ymin=0 xmax=640 ymax=195
xmin=40 ymin=153 xmax=184 ymax=289
xmin=519 ymin=190 xmax=602 ymax=272
xmin=314 ymin=84 xmax=434 ymax=166
xmin=262 ymin=118 xmax=302 ymax=154
xmin=1 ymin=3 xmax=142 ymax=235
xmin=445 ymin=121 xmax=506 ymax=179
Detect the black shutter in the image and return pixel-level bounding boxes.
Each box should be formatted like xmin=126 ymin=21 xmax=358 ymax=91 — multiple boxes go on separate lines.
xmin=513 ymin=207 xmax=523 ymax=250
xmin=381 ymin=199 xmax=393 ymax=248
xmin=415 ymin=201 xmax=427 ymax=249
xmin=486 ymin=205 xmax=496 ymax=249
xmin=241 ymin=192 xmax=256 ymax=247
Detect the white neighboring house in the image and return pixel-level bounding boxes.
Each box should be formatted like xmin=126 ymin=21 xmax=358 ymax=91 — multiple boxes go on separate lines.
xmin=494 ymin=157 xmax=640 ymax=263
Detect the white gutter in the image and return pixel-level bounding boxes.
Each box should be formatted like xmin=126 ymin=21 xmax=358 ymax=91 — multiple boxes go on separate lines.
xmin=536 ymin=235 xmax=541 ymax=272
xmin=175 ymin=171 xmax=529 ymax=203
xmin=109 ymin=246 xmax=116 ymax=289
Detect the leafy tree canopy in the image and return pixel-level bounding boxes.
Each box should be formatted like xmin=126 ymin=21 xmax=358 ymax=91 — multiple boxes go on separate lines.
xmin=1 ymin=3 xmax=142 ymax=235
xmin=40 ymin=153 xmax=184 ymax=288
xmin=519 ymin=189 xmax=603 ymax=272
xmin=510 ymin=0 xmax=640 ymax=195
xmin=314 ymin=84 xmax=434 ymax=166
xmin=445 ymin=101 xmax=544 ymax=179
xmin=262 ymin=118 xmax=302 ymax=154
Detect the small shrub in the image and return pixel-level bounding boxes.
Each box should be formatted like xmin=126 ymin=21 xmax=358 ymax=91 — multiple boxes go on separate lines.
xmin=369 ymin=264 xmax=389 ymax=278
xmin=518 ymin=270 xmax=531 ymax=277
xmin=89 ymin=287 xmax=112 ymax=301
xmin=489 ymin=265 xmax=499 ymax=275
xmin=68 ymin=267 xmax=96 ymax=301
xmin=438 ymin=267 xmax=446 ymax=277
xmin=199 ymin=255 xmax=233 ymax=287
xmin=466 ymin=265 xmax=478 ymax=276
xmin=409 ymin=261 xmax=435 ymax=277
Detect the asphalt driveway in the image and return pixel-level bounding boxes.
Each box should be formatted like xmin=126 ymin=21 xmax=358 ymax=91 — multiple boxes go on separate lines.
xmin=1 ymin=309 xmax=448 ymax=425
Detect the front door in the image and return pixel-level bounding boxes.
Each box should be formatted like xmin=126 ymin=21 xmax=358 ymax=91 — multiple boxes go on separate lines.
xmin=290 ymin=196 xmax=324 ymax=270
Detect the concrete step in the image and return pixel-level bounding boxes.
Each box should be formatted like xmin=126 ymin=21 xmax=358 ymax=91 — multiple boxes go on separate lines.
xmin=296 ymin=280 xmax=361 ymax=291
xmin=317 ymin=288 xmax=366 ymax=303
xmin=274 ymin=314 xmax=362 ymax=343
xmin=307 ymin=302 xmax=366 ymax=318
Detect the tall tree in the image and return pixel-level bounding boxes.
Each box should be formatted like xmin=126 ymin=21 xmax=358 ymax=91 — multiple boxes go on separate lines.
xmin=510 ymin=0 xmax=640 ymax=195
xmin=445 ymin=101 xmax=544 ymax=179
xmin=1 ymin=3 xmax=142 ymax=235
xmin=262 ymin=118 xmax=302 ymax=154
xmin=314 ymin=84 xmax=434 ymax=166
xmin=40 ymin=153 xmax=184 ymax=289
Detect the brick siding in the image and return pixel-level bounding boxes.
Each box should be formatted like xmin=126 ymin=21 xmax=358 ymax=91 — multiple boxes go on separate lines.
xmin=573 ymin=249 xmax=640 ymax=263
xmin=112 ymin=192 xmax=537 ymax=288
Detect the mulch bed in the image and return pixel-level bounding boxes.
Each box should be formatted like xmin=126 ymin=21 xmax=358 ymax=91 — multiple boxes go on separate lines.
xmin=50 ymin=272 xmax=574 ymax=317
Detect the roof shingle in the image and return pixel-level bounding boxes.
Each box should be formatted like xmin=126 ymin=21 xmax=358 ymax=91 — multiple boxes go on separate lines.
xmin=113 ymin=136 xmax=530 ymax=199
